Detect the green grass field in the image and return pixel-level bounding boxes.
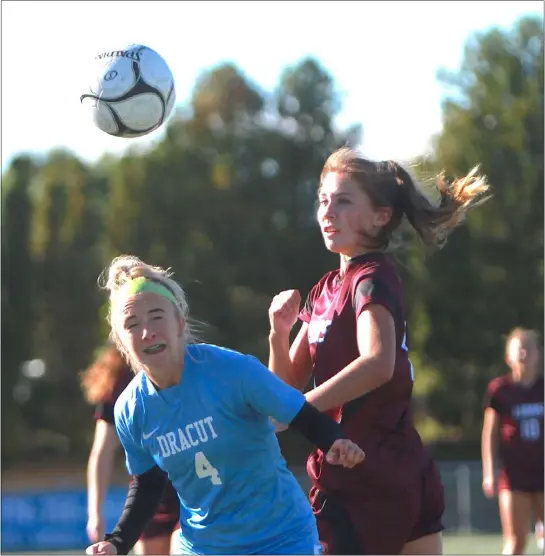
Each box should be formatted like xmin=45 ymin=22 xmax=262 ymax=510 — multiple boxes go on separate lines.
xmin=4 ymin=533 xmax=543 ymax=555
xmin=443 ymin=533 xmax=541 ymax=555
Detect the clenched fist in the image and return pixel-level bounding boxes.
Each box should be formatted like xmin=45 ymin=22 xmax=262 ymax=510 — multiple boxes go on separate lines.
xmin=269 ymin=290 xmax=302 ymax=336
xmin=326 ymin=439 xmax=365 ymax=468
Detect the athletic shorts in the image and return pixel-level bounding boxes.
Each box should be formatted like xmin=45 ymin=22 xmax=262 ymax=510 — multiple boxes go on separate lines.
xmin=498 ymin=467 xmax=544 ymax=494
xmin=310 ymin=458 xmax=445 ymax=554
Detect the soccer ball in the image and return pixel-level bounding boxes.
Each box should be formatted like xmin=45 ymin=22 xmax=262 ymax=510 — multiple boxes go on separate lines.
xmin=80 ymin=44 xmax=176 ymax=138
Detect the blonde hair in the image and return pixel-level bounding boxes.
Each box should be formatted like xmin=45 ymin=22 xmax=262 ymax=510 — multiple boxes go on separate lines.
xmin=98 ymin=255 xmax=198 ymax=371
xmin=321 ymin=147 xmax=491 ymax=250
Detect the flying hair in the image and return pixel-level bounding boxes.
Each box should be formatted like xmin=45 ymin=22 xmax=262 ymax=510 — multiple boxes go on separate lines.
xmin=321 ymin=147 xmax=491 ymax=250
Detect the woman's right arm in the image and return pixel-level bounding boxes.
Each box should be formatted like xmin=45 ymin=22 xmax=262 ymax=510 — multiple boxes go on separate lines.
xmin=88 ymin=405 xmax=168 ymax=556
xmin=269 ymin=324 xmax=313 ymax=391
xmin=103 ymin=466 xmax=167 ymax=554
xmin=481 ymin=407 xmax=500 ymax=497
xmin=268 ymin=289 xmax=313 ymax=391
xmin=87 ymin=420 xmax=120 ymax=542
xmin=87 ymin=465 xmax=168 ymax=555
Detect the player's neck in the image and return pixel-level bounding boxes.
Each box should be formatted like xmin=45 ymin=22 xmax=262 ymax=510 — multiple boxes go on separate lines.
xmin=338 ymin=248 xmax=380 ymax=275
xmin=146 ymin=360 xmax=184 ymax=390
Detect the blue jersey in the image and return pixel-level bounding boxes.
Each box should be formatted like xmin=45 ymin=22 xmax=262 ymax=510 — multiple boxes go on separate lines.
xmin=114 ymin=344 xmax=320 ymax=555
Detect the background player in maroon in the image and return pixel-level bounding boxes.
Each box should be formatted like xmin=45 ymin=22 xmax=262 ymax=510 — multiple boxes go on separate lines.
xmin=81 ymin=345 xmax=181 ymax=555
xmin=481 ymin=327 xmax=544 ymax=555
xmin=269 ymin=147 xmax=490 ymax=554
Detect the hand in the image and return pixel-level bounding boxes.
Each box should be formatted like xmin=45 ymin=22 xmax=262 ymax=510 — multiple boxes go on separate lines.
xmin=269 ymin=290 xmax=301 ymax=336
xmin=482 ymin=475 xmax=496 ymax=498
xmin=325 ymin=439 xmax=365 ymax=468
xmin=86 ymin=514 xmax=105 ymax=543
xmin=86 ymin=541 xmax=117 ymax=555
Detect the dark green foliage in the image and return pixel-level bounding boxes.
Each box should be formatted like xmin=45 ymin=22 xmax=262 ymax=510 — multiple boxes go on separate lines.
xmin=2 ymin=17 xmax=542 ymax=464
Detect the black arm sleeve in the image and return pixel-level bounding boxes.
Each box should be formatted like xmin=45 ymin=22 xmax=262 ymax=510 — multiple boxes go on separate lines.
xmin=289 ymin=401 xmax=346 ymax=453
xmin=103 ymin=465 xmax=168 ymax=555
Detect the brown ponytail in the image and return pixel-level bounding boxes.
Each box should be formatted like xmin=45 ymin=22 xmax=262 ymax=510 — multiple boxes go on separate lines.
xmin=393 ymin=163 xmax=490 ymax=249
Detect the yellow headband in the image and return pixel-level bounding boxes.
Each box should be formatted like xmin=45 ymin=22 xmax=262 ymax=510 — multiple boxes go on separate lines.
xmin=112 ymin=277 xmax=177 ymax=310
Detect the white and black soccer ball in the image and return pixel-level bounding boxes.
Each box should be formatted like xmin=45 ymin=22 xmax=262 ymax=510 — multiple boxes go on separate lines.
xmin=81 ymin=44 xmax=176 ymax=138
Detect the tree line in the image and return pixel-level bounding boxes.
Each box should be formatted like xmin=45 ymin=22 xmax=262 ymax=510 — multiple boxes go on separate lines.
xmin=2 ymin=16 xmax=542 ymax=466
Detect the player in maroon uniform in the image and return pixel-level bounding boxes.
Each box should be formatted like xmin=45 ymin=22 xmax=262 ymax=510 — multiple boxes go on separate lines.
xmin=482 ymin=327 xmax=544 ymax=555
xmin=268 ymin=147 xmax=490 ymax=554
xmin=81 ymin=346 xmax=181 ymax=554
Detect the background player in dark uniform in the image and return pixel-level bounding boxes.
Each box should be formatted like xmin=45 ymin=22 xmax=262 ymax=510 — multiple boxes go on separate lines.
xmin=482 ymin=327 xmax=544 ymax=555
xmin=268 ymin=147 xmax=490 ymax=554
xmin=81 ymin=345 xmax=180 ymax=555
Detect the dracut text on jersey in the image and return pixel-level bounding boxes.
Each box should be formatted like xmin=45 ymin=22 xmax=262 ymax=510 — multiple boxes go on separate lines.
xmin=156 ymin=416 xmax=218 ymax=458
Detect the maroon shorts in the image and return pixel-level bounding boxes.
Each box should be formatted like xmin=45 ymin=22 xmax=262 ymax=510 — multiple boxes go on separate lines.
xmin=498 ymin=467 xmax=544 ymax=494
xmin=140 ymin=481 xmax=180 ymax=540
xmin=310 ymin=458 xmax=445 ymax=555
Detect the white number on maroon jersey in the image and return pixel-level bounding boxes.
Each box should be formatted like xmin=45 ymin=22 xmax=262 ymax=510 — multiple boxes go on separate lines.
xmin=520 ymin=418 xmax=541 ymax=441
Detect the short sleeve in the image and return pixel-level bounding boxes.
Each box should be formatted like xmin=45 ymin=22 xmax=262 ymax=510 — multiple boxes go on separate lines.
xmin=483 ymin=380 xmax=503 ymax=413
xmin=299 ymin=286 xmax=319 ymax=324
xmin=299 ymin=273 xmax=336 ymax=324
xmin=95 ymin=402 xmax=115 ymax=424
xmin=114 ymin=402 xmax=156 ymax=476
xmin=352 ymin=274 xmax=398 ymax=319
xmin=238 ymin=355 xmax=306 ymax=424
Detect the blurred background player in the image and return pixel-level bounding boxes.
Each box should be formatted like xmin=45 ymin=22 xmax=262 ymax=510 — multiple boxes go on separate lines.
xmin=268 ymin=149 xmax=490 ymax=555
xmin=81 ymin=345 xmax=180 ymax=555
xmin=482 ymin=327 xmax=544 ymax=555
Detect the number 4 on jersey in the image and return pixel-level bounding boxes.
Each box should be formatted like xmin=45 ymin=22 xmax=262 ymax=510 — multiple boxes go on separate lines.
xmin=195 ymin=451 xmax=222 ymax=485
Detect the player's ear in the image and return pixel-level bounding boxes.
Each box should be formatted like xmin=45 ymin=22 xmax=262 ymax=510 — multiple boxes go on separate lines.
xmin=373 ymin=205 xmax=393 ymax=228
xmin=177 ymin=316 xmax=186 ymax=339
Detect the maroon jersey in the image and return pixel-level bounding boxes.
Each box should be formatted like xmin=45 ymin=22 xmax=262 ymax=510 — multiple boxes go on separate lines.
xmin=300 ymin=252 xmax=430 ymax=494
xmin=485 ymin=374 xmax=544 ymax=491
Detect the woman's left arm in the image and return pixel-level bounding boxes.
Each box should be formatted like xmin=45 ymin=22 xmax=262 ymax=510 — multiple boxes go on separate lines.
xmin=305 ymin=304 xmax=396 ymax=413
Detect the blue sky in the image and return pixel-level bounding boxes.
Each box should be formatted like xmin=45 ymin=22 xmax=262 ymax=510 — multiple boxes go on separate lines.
xmin=2 ymin=1 xmax=543 ymax=172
